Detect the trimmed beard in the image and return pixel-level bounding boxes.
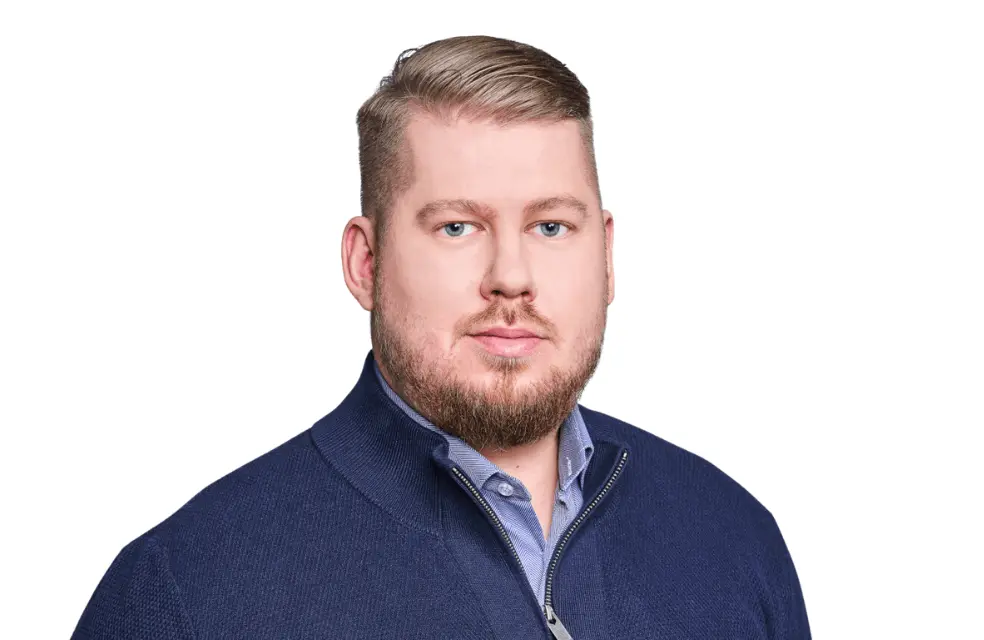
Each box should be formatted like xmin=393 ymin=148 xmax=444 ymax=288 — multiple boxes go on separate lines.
xmin=370 ymin=275 xmax=607 ymax=452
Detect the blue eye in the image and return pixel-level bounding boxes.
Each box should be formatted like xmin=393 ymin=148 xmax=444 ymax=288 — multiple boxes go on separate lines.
xmin=535 ymin=222 xmax=570 ymax=238
xmin=441 ymin=222 xmax=477 ymax=237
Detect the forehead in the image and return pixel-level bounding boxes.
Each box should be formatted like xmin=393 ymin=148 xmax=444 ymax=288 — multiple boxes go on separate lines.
xmin=400 ymin=113 xmax=597 ymax=210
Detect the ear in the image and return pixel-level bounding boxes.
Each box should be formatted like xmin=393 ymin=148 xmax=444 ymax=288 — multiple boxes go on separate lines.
xmin=603 ymin=209 xmax=615 ymax=304
xmin=341 ymin=216 xmax=376 ymax=311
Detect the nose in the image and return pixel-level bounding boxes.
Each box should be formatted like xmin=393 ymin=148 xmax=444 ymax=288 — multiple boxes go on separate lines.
xmin=479 ymin=233 xmax=536 ymax=303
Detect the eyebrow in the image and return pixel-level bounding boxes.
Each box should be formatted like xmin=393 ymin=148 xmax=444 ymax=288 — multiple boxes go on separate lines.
xmin=525 ymin=195 xmax=588 ymax=219
xmin=414 ymin=195 xmax=589 ymax=225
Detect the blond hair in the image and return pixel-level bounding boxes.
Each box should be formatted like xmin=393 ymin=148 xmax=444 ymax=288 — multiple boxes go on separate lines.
xmin=356 ymin=35 xmax=598 ymax=246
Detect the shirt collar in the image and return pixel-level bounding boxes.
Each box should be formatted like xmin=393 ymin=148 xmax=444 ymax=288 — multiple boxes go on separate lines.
xmin=373 ymin=359 xmax=594 ymax=494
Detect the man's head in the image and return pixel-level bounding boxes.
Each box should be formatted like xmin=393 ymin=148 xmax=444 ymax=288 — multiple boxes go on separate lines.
xmin=342 ymin=35 xmax=615 ymax=452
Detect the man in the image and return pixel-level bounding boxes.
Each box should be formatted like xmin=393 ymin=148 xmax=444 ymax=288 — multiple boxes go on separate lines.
xmin=73 ymin=35 xmax=810 ymax=639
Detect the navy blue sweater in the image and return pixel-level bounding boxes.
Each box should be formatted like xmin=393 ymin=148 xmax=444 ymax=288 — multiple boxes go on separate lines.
xmin=73 ymin=353 xmax=810 ymax=639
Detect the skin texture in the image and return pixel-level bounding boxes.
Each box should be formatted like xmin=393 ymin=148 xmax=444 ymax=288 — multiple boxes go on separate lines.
xmin=342 ymin=112 xmax=615 ymax=535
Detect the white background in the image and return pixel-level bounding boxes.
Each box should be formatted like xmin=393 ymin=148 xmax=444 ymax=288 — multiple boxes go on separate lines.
xmin=1 ymin=1 xmax=981 ymax=637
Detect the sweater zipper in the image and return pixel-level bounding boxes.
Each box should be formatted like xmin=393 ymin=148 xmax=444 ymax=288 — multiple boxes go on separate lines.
xmin=449 ymin=448 xmax=629 ymax=640
xmin=543 ymin=449 xmax=629 ymax=639
xmin=449 ymin=466 xmax=526 ymax=571
xmin=450 ymin=467 xmax=561 ymax=637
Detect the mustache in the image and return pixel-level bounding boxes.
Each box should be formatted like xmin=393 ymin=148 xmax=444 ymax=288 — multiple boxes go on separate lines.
xmin=458 ymin=299 xmax=558 ymax=339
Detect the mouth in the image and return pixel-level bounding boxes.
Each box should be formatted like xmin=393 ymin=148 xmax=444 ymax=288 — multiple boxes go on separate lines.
xmin=468 ymin=327 xmax=544 ymax=358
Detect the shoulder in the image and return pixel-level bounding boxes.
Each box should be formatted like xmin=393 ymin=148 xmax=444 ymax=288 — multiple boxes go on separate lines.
xmin=154 ymin=428 xmax=326 ymax=534
xmin=580 ymin=405 xmax=780 ymax=537
xmin=74 ymin=430 xmax=333 ymax=638
xmin=119 ymin=428 xmax=335 ymax=576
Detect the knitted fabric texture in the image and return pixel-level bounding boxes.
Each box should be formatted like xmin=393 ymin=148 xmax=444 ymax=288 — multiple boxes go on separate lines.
xmin=72 ymin=352 xmax=811 ymax=639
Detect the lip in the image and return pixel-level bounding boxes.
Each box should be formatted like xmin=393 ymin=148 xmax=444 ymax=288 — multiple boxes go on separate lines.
xmin=468 ymin=326 xmax=544 ymax=358
xmin=470 ymin=334 xmax=542 ymax=357
xmin=470 ymin=327 xmax=542 ymax=339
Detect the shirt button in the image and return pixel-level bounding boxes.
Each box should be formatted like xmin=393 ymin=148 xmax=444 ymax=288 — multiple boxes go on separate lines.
xmin=497 ymin=482 xmax=515 ymax=497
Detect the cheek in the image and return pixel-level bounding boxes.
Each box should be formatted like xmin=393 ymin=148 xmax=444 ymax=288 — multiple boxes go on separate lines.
xmin=536 ymin=251 xmax=606 ymax=336
xmin=540 ymin=245 xmax=606 ymax=299
xmin=383 ymin=249 xmax=479 ymax=336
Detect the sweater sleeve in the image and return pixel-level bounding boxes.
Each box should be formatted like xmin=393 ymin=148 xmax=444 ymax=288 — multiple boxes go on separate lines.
xmin=763 ymin=512 xmax=812 ymax=639
xmin=71 ymin=536 xmax=197 ymax=640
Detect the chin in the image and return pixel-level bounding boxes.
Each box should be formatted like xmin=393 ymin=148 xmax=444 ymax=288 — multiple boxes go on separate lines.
xmin=471 ymin=353 xmax=556 ymax=388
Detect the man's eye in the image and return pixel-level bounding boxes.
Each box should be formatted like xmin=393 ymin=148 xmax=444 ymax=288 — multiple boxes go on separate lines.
xmin=441 ymin=222 xmax=477 ymax=238
xmin=534 ymin=222 xmax=570 ymax=238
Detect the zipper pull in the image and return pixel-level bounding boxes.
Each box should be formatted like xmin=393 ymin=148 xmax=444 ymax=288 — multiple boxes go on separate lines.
xmin=543 ymin=603 xmax=575 ymax=640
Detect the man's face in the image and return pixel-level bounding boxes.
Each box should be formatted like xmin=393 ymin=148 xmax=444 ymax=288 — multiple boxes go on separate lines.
xmin=369 ymin=113 xmax=614 ymax=451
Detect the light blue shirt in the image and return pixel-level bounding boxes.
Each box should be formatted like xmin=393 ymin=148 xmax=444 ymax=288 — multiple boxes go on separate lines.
xmin=373 ymin=361 xmax=594 ymax=605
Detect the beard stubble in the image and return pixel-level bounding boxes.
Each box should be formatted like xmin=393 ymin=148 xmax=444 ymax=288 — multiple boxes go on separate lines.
xmin=370 ymin=273 xmax=607 ymax=452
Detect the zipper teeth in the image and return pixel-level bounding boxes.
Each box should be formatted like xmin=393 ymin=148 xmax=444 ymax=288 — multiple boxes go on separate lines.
xmin=543 ymin=449 xmax=629 ymax=607
xmin=450 ymin=467 xmax=525 ymax=570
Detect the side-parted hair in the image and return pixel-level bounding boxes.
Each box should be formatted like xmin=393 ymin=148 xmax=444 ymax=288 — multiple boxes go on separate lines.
xmin=356 ymin=35 xmax=599 ymax=248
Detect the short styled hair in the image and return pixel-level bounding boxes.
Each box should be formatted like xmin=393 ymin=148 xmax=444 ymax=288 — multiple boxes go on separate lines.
xmin=356 ymin=35 xmax=599 ymax=247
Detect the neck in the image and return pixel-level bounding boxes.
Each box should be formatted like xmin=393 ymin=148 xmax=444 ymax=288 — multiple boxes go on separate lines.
xmin=482 ymin=427 xmax=562 ymax=539
xmin=480 ymin=427 xmax=561 ymax=487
